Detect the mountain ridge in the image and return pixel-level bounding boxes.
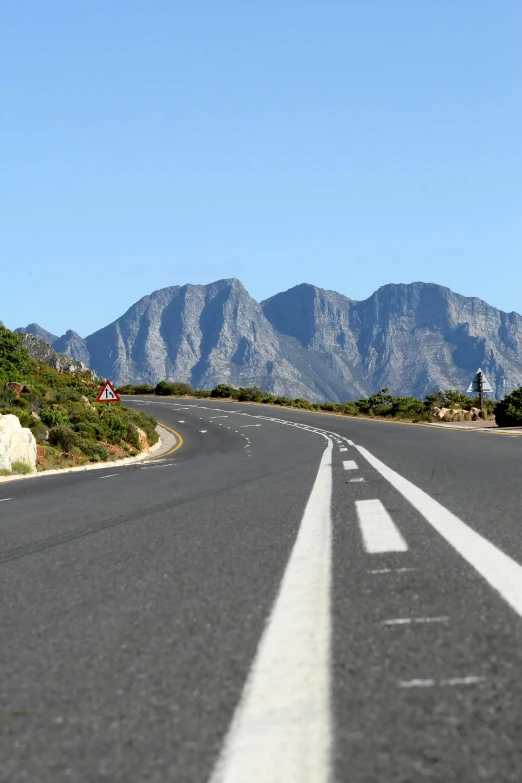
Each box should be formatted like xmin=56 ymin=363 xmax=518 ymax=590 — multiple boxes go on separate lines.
xmin=15 ymin=280 xmax=522 ymax=400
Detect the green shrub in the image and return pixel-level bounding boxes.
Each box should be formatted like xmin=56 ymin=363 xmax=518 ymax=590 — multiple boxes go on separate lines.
xmin=237 ymin=386 xmax=264 ymax=402
xmin=0 ymin=326 xmax=31 ymax=381
xmin=7 ymin=408 xmax=32 ymax=428
xmin=103 ymin=411 xmax=127 ymax=442
xmin=292 ymin=398 xmax=313 ymax=409
xmin=40 ymin=406 xmax=69 ymax=427
xmin=77 ymin=439 xmax=109 ymax=461
xmin=48 ymin=426 xmax=78 ymax=452
xmin=319 ymin=402 xmax=337 ymax=412
xmin=274 ymin=396 xmax=292 ymax=406
xmin=11 ymin=460 xmax=32 ymax=475
xmin=30 ymin=421 xmax=49 ymax=442
xmin=74 ymin=422 xmax=98 ymax=439
xmin=194 ymin=389 xmax=211 ymax=398
xmin=155 ymin=380 xmax=194 ymax=396
xmin=211 ymin=383 xmax=238 ymax=398
xmin=125 ymin=423 xmax=141 ymax=449
xmin=495 ymin=387 xmax=522 ymax=427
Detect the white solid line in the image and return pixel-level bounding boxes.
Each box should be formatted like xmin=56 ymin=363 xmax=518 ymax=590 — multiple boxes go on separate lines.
xmin=342 ymin=460 xmax=358 ymax=470
xmin=347 ymin=440 xmax=355 ymax=446
xmin=339 ymin=447 xmax=348 ymax=452
xmin=0 ymin=498 xmax=12 ymax=502
xmin=209 ymin=439 xmax=333 ymax=783
xmin=355 ymin=499 xmax=408 ymax=554
xmin=99 ymin=474 xmax=118 ymax=479
xmin=382 ymin=617 xmax=449 ymax=626
xmin=356 ymin=445 xmax=522 ymax=620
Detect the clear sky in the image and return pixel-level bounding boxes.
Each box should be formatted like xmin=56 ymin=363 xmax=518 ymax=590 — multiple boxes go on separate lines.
xmin=1 ymin=1 xmax=521 ymax=337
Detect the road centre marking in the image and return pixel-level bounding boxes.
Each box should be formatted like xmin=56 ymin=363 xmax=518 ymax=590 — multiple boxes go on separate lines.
xmin=0 ymin=498 xmax=12 ymax=502
xmin=355 ymin=499 xmax=408 ymax=553
xmin=339 ymin=447 xmax=348 ymax=452
xmin=382 ymin=617 xmax=448 ymax=625
xmin=209 ymin=438 xmax=333 ymax=783
xmin=342 ymin=460 xmax=358 ymax=470
xmin=356 ymin=444 xmax=522 ymax=621
xmin=99 ymin=474 xmax=118 ymax=479
xmin=400 ymin=676 xmax=484 ymax=688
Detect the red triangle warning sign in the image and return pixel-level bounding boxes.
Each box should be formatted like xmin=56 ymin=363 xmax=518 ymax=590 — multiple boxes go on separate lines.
xmin=96 ymin=380 xmax=121 ymax=403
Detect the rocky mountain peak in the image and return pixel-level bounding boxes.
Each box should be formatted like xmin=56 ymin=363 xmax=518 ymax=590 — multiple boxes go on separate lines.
xmin=13 ymin=279 xmax=522 ymax=400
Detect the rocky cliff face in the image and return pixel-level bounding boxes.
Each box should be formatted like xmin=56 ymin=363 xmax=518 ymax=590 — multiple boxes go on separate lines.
xmin=16 ymin=280 xmax=522 ymax=400
xmin=18 ymin=333 xmax=95 ymax=378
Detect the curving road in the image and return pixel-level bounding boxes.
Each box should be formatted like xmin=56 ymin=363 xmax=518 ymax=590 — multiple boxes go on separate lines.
xmin=3 ymin=396 xmax=522 ymax=782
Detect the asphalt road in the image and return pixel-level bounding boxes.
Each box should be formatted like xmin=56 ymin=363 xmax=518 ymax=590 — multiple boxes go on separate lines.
xmin=2 ymin=396 xmax=522 ymax=782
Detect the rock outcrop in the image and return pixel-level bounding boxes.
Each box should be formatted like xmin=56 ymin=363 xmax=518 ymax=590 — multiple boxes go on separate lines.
xmin=15 ymin=279 xmax=522 ymax=400
xmin=0 ymin=414 xmax=37 ymax=472
xmin=17 ymin=333 xmax=96 ymax=378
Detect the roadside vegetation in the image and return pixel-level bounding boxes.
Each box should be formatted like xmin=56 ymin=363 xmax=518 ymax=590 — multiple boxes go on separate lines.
xmin=117 ymin=381 xmax=504 ymax=424
xmin=0 ymin=325 xmax=159 ymax=472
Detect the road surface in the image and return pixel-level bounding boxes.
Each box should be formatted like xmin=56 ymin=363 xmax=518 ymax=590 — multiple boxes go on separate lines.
xmin=2 ymin=396 xmax=522 ymax=782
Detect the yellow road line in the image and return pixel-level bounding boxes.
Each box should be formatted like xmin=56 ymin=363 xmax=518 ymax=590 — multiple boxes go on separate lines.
xmin=155 ymin=422 xmax=184 ymax=457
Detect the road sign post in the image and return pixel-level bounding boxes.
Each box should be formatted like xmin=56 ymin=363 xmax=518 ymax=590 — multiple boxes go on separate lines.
xmin=467 ymin=368 xmax=492 ymax=419
xmin=96 ymin=380 xmax=120 ymax=403
xmin=478 ymin=371 xmax=484 ymax=417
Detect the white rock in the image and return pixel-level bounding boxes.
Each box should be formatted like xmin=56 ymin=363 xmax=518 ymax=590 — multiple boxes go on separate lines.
xmin=0 ymin=414 xmax=37 ymax=472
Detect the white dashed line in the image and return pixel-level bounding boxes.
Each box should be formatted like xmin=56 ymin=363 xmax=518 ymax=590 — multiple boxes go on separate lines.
xmin=200 ymin=430 xmax=208 ymax=433
xmin=368 ymin=567 xmax=416 ymax=574
xmin=178 ymin=420 xmax=185 ymax=423
xmin=0 ymin=498 xmax=12 ymax=502
xmin=356 ymin=444 xmax=522 ymax=621
xmin=400 ymin=676 xmax=484 ymax=689
xmin=382 ymin=617 xmax=449 ymax=626
xmin=339 ymin=447 xmax=348 ymax=452
xmin=210 ymin=438 xmax=333 ymax=783
xmin=342 ymin=460 xmax=358 ymax=471
xmin=355 ymin=499 xmax=408 ymax=553
xmin=99 ymin=474 xmax=119 ymax=479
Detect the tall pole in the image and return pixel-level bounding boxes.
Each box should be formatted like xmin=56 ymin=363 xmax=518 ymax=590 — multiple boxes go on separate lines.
xmin=478 ymin=371 xmax=484 ymax=418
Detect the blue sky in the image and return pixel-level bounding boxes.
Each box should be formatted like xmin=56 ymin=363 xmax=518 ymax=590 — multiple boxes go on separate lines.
xmin=1 ymin=1 xmax=521 ymax=337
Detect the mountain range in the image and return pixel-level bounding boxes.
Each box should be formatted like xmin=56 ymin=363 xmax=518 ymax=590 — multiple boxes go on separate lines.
xmin=15 ymin=279 xmax=522 ymax=401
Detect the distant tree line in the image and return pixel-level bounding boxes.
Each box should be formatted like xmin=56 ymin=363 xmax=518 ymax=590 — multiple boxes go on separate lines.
xmin=114 ymin=380 xmax=522 ymax=425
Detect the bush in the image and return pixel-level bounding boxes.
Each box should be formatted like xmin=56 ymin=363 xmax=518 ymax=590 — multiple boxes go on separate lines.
xmin=0 ymin=325 xmax=31 ymax=381
xmin=292 ymin=398 xmax=313 ymax=409
xmin=116 ymin=383 xmax=156 ymax=395
xmin=103 ymin=411 xmax=127 ymax=442
xmin=495 ymin=387 xmax=522 ymax=427
xmin=155 ymin=380 xmax=194 ymax=396
xmin=237 ymin=386 xmax=264 ymax=402
xmin=194 ymin=389 xmax=212 ymax=398
xmin=77 ymin=439 xmax=109 ymax=461
xmin=6 ymin=408 xmax=32 ymax=428
xmin=48 ymin=426 xmax=78 ymax=452
xmin=211 ymin=383 xmax=238 ymax=398
xmin=40 ymin=406 xmax=69 ymax=427
xmin=11 ymin=460 xmax=32 ymax=475
xmin=274 ymin=396 xmax=292 ymax=406
xmin=125 ymin=423 xmax=141 ymax=450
